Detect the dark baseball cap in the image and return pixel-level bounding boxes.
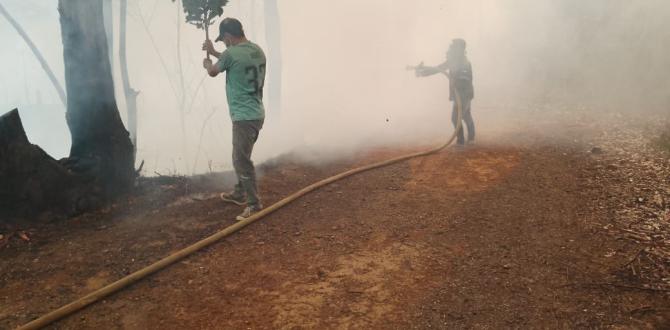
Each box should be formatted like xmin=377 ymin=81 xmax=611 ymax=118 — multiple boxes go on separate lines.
xmin=215 ymin=18 xmax=245 ymax=41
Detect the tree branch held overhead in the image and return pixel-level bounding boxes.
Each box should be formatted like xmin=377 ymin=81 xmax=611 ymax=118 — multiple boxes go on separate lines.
xmin=180 ymin=0 xmax=228 ymax=42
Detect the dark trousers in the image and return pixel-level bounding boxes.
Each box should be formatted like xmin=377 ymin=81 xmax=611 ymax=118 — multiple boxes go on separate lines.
xmin=451 ymin=98 xmax=475 ymax=145
xmin=232 ymin=119 xmax=264 ymax=206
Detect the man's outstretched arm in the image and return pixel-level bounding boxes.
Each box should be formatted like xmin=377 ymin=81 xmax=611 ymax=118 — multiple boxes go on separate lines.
xmin=415 ymin=62 xmax=448 ymax=77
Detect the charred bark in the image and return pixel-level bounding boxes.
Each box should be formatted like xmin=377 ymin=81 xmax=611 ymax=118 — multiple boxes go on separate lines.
xmin=59 ymin=0 xmax=135 ymax=197
xmin=0 ymin=109 xmax=99 ymax=218
xmin=119 ymin=0 xmax=139 ymax=154
xmin=1 ymin=1 xmax=134 ymax=220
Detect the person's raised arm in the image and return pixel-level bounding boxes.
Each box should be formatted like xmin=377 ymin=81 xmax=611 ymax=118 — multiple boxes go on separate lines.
xmin=203 ymin=46 xmax=233 ymax=78
xmin=203 ymin=58 xmax=220 ymax=77
xmin=202 ymin=40 xmax=222 ymax=58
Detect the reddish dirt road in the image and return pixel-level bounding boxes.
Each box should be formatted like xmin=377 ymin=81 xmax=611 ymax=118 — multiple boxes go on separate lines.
xmin=1 ymin=108 xmax=669 ymax=329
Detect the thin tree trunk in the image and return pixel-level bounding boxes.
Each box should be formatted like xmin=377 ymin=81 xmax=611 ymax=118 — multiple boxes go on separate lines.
xmin=191 ymin=106 xmax=216 ymax=174
xmin=204 ymin=10 xmax=210 ymax=59
xmin=249 ymin=0 xmax=256 ymax=38
xmin=0 ymin=2 xmax=67 ymax=106
xmin=176 ymin=0 xmax=189 ymax=171
xmin=58 ymin=0 xmax=135 ymax=196
xmin=136 ymin=3 xmax=178 ymax=98
xmin=103 ymin=0 xmax=114 ymax=75
xmin=119 ymin=0 xmax=139 ymax=156
xmin=264 ymin=0 xmax=282 ymax=118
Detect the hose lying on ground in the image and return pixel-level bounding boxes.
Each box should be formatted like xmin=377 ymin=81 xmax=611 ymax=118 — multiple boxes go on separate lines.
xmin=18 ymin=91 xmax=464 ymax=330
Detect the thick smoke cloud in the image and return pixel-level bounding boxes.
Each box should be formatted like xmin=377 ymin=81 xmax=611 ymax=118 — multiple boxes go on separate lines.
xmin=1 ymin=0 xmax=668 ymax=174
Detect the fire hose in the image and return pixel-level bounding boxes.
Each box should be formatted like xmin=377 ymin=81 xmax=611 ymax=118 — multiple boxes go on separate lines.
xmin=18 ymin=89 xmax=464 ymax=330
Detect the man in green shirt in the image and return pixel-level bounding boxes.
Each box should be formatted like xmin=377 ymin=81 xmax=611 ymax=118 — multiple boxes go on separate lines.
xmin=202 ymin=18 xmax=266 ymax=220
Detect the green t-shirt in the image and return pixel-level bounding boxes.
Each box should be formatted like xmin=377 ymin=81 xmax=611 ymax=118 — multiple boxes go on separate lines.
xmin=216 ymin=41 xmax=266 ymax=121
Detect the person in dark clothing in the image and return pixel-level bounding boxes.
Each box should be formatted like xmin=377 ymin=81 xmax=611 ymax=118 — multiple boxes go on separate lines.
xmin=414 ymin=38 xmax=475 ymax=145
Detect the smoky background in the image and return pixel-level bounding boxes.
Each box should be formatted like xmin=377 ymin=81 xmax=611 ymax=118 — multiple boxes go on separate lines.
xmin=1 ymin=0 xmax=669 ymax=175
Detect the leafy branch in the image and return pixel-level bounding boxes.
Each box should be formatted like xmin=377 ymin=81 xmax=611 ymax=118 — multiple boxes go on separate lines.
xmin=180 ymin=0 xmax=228 ymax=40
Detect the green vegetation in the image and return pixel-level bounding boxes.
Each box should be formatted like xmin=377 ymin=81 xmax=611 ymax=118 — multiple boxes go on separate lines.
xmin=180 ymin=0 xmax=228 ymax=39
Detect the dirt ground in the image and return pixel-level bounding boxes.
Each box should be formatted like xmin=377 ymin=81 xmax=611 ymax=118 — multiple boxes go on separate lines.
xmin=1 ymin=107 xmax=670 ymax=329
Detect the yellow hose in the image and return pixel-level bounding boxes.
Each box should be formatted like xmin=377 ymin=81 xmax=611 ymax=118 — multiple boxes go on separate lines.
xmin=18 ymin=91 xmax=464 ymax=330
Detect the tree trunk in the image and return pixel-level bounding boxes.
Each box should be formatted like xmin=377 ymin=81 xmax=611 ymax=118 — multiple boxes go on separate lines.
xmin=264 ymin=0 xmax=282 ymax=118
xmin=176 ymin=0 xmax=190 ymax=171
xmin=58 ymin=0 xmax=135 ymax=197
xmin=0 ymin=109 xmax=98 ymax=218
xmin=0 ymin=2 xmax=67 ymax=106
xmin=103 ymin=0 xmax=114 ymax=75
xmin=119 ymin=0 xmax=139 ymax=155
xmin=249 ymin=0 xmax=257 ymax=38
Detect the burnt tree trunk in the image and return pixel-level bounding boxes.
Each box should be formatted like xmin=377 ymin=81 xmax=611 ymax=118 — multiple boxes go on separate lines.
xmin=59 ymin=0 xmax=135 ymax=197
xmin=0 ymin=1 xmax=132 ymax=220
xmin=0 ymin=109 xmax=97 ymax=217
xmin=119 ymin=0 xmax=139 ymax=155
xmin=103 ymin=0 xmax=114 ymax=75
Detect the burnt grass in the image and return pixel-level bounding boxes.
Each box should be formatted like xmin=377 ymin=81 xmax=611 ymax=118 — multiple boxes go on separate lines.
xmin=1 ymin=107 xmax=669 ymax=329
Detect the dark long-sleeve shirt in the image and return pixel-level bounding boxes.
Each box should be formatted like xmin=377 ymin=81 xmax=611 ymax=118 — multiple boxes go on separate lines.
xmin=439 ymin=59 xmax=474 ymax=101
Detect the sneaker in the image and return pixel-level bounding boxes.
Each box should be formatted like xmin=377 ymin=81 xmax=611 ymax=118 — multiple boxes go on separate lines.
xmin=236 ymin=204 xmax=263 ymax=221
xmin=466 ymin=140 xmax=475 ymax=146
xmin=220 ymin=192 xmax=246 ymax=206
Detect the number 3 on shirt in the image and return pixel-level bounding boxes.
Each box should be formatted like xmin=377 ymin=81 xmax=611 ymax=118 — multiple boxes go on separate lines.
xmin=245 ymin=64 xmax=266 ymax=96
